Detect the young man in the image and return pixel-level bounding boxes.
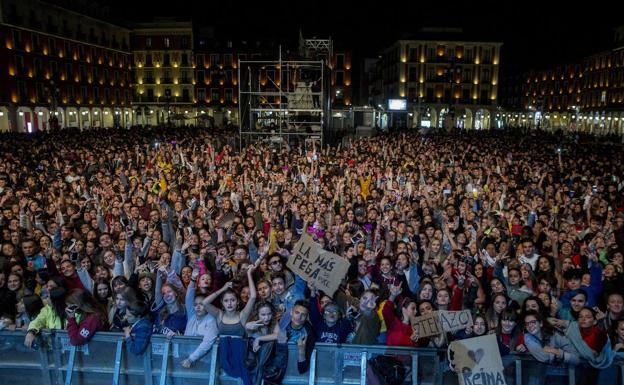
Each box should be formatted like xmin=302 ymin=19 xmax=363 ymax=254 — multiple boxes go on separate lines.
xmin=278 ymin=300 xmax=316 ymax=374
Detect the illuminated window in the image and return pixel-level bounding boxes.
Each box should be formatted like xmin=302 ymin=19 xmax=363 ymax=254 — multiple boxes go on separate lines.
xmin=164 ymin=38 xmax=170 ymax=48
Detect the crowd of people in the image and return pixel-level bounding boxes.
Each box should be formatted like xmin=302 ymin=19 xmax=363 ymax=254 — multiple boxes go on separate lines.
xmin=0 ymin=125 xmax=623 ymax=385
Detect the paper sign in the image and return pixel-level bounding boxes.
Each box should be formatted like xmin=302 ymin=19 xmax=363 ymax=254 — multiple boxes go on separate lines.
xmin=60 ymin=337 xmax=89 ymax=355
xmin=439 ymin=310 xmax=473 ymax=333
xmin=411 ymin=310 xmax=473 ymax=338
xmin=287 ymin=234 xmax=350 ymax=296
xmin=448 ymin=334 xmax=507 ymax=385
xmin=411 ymin=312 xmax=444 ymax=338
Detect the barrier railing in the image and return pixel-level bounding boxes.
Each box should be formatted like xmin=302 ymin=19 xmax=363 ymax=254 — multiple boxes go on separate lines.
xmin=0 ymin=330 xmax=621 ymax=385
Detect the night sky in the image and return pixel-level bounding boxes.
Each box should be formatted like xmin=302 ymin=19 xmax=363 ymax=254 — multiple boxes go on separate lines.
xmin=54 ymin=0 xmax=621 ymax=71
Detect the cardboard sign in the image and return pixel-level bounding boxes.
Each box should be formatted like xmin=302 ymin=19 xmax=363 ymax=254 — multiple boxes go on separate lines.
xmin=411 ymin=312 xmax=444 ymax=338
xmin=287 ymin=234 xmax=350 ymax=296
xmin=448 ymin=334 xmax=507 ymax=385
xmin=411 ymin=310 xmax=473 ymax=338
xmin=439 ymin=310 xmax=473 ymax=333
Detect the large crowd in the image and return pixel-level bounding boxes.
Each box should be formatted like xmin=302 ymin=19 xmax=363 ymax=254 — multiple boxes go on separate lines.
xmin=0 ymin=125 xmax=623 ymax=385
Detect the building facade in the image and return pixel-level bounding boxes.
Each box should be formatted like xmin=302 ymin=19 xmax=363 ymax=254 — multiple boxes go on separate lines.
xmin=131 ymin=20 xmax=194 ymax=126
xmin=0 ymin=0 xmax=133 ymax=132
xmin=369 ymin=35 xmax=503 ymax=130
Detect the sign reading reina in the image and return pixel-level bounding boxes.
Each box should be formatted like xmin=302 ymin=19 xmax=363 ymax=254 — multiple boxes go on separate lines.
xmin=287 ymin=234 xmax=350 ymax=296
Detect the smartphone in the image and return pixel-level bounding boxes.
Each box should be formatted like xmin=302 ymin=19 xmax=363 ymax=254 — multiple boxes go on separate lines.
xmin=351 ymin=233 xmax=364 ymax=244
xmin=443 ymin=188 xmax=451 ymax=195
xmin=592 ymin=185 xmax=598 ymax=193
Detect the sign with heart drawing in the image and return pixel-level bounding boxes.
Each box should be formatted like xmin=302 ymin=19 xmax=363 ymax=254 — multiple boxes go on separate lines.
xmin=447 ymin=334 xmax=507 ymax=385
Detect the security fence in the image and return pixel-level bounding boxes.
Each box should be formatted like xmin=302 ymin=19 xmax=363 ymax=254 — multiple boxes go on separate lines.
xmin=0 ymin=331 xmax=620 ymax=385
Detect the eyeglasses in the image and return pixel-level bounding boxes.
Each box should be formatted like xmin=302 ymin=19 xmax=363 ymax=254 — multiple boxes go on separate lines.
xmin=270 ymin=260 xmax=281 ymax=265
xmin=524 ymin=320 xmax=539 ymax=326
xmin=324 ymin=310 xmax=339 ymax=315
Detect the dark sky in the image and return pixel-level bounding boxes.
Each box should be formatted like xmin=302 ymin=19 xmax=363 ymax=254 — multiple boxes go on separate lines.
xmin=59 ymin=0 xmax=622 ymax=70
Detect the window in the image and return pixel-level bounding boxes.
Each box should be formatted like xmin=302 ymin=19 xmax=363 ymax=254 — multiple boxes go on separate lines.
xmin=196 ymin=54 xmax=204 ymax=67
xmin=181 ymin=36 xmax=188 ymax=48
xmin=198 ymin=88 xmax=206 ymax=101
xmin=81 ymin=86 xmax=88 ymax=102
xmin=50 ymin=61 xmax=58 ymax=78
xmin=336 ymin=54 xmax=344 ymax=68
xmin=104 ymin=88 xmax=110 ymax=101
xmin=66 ymin=63 xmax=73 ymax=78
xmin=36 ymin=83 xmax=45 ymax=102
xmin=225 ymin=70 xmax=232 ymax=83
xmin=163 ymin=54 xmax=170 ymax=66
xmin=197 ymin=70 xmax=205 ymax=83
xmin=145 ymin=54 xmax=152 ymax=66
xmin=409 ymin=48 xmax=418 ymax=62
xmin=181 ymin=53 xmax=189 ymax=66
xmin=408 ymin=67 xmax=417 ymax=82
xmin=482 ymin=68 xmax=490 ymax=82
xmin=34 ymin=58 xmax=42 ymax=77
xmin=335 ymin=71 xmax=344 ymax=85
xmin=12 ymin=30 xmax=21 ymax=49
xmin=426 ymin=67 xmax=435 ymax=81
xmin=115 ymin=89 xmax=120 ymax=103
xmin=49 ymin=37 xmax=56 ymax=53
xmin=146 ymin=37 xmax=151 ymax=48
xmin=210 ymin=54 xmax=219 ymax=67
xmin=164 ymin=37 xmax=170 ymax=48
xmin=94 ymin=87 xmax=99 ymax=101
xmin=17 ymin=81 xmax=26 ymax=102
xmin=465 ymin=48 xmax=473 ymax=62
xmin=225 ymin=88 xmax=233 ymax=102
xmin=211 ymin=88 xmax=220 ymax=102
xmin=224 ymin=54 xmax=233 ymax=66
xmin=182 ymin=88 xmax=190 ymax=101
xmin=68 ymin=85 xmax=75 ymax=101
xmin=483 ymin=48 xmax=491 ymax=63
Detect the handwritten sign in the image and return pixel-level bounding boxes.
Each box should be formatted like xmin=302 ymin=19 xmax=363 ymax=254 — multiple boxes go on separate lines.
xmin=60 ymin=337 xmax=89 ymax=355
xmin=439 ymin=310 xmax=473 ymax=333
xmin=412 ymin=312 xmax=443 ymax=338
xmin=287 ymin=234 xmax=350 ymax=296
xmin=448 ymin=334 xmax=507 ymax=385
xmin=412 ymin=310 xmax=473 ymax=338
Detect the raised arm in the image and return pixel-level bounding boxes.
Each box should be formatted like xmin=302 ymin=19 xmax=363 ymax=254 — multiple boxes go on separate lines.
xmin=239 ymin=266 xmax=257 ymax=323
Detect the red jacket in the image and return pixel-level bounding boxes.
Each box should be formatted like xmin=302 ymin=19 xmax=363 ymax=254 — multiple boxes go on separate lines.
xmin=382 ymin=301 xmax=418 ymax=347
xmin=67 ymin=313 xmax=106 ymax=346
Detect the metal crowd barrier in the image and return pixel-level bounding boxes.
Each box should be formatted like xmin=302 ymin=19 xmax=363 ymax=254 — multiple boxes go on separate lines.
xmin=0 ymin=330 xmax=621 ymax=385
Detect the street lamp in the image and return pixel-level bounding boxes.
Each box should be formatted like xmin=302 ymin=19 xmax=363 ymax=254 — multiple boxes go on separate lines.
xmin=45 ymin=80 xmax=61 ymax=130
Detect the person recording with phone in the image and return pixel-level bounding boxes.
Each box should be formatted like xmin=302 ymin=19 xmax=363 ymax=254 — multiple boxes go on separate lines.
xmin=65 ymin=288 xmax=108 ymax=346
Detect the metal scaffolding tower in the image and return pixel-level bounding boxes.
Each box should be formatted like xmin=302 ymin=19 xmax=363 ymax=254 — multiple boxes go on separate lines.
xmin=238 ymin=49 xmax=325 ymax=149
xmin=238 ymin=39 xmax=332 ymax=150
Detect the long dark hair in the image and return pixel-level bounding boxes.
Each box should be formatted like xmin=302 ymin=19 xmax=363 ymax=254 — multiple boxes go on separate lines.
xmin=49 ymin=287 xmax=67 ymax=325
xmin=523 ymin=310 xmax=554 ymax=346
xmin=22 ymin=294 xmax=44 ymax=319
xmin=65 ymin=288 xmax=107 ymax=325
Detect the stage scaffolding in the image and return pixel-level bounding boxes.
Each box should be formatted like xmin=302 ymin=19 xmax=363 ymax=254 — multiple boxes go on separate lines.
xmin=238 ymin=49 xmax=327 ymax=149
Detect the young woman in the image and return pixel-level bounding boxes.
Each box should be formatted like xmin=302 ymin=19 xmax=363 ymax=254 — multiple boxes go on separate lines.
xmin=382 ymin=283 xmax=419 ymax=347
xmin=15 ymin=294 xmax=44 ymax=330
xmin=520 ymin=310 xmax=579 ymax=365
xmin=203 ymin=266 xmax=256 ymax=384
xmin=152 ymin=281 xmax=187 ymax=336
xmin=123 ymin=300 xmax=153 ymax=356
xmin=486 ymin=293 xmax=509 ymax=331
xmin=244 ymin=301 xmax=282 ymax=385
xmin=65 ymin=288 xmax=108 ymax=346
xmin=24 ymin=287 xmax=67 ymax=348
